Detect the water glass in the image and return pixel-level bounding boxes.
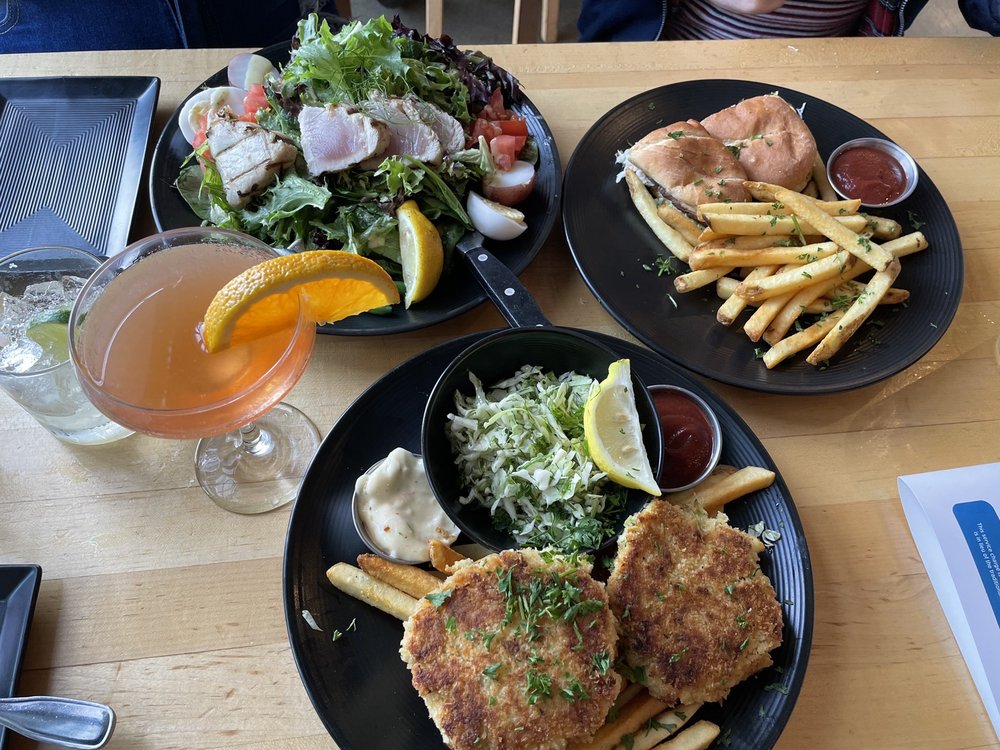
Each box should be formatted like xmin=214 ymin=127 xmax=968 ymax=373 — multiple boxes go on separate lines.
xmin=0 ymin=246 xmax=133 ymax=445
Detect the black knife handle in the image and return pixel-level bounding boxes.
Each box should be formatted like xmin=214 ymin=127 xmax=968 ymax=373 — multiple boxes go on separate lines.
xmin=459 ymin=243 xmax=550 ymax=329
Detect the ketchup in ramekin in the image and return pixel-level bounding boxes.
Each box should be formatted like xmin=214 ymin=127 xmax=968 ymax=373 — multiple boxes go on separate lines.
xmin=647 ymin=385 xmax=722 ymax=492
xmin=825 ymin=137 xmax=918 ymax=208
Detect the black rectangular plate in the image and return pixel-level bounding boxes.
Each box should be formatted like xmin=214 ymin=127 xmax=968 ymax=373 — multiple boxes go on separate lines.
xmin=0 ymin=565 xmax=41 ymax=750
xmin=0 ymin=76 xmax=160 ymax=257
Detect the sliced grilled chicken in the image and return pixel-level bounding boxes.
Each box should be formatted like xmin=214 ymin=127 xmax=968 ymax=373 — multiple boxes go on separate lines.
xmin=361 ymin=93 xmax=444 ymax=167
xmin=404 ymin=96 xmax=466 ymax=154
xmin=206 ymin=114 xmax=297 ymax=208
xmin=298 ymin=104 xmax=390 ymax=176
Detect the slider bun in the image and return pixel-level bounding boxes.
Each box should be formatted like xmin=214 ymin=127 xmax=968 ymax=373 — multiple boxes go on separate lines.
xmin=627 ymin=119 xmax=749 ymax=215
xmin=701 ymin=94 xmax=817 ymax=190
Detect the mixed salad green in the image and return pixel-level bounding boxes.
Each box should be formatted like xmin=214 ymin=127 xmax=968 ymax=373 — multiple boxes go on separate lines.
xmin=176 ymin=14 xmax=537 ymax=294
xmin=447 ymin=365 xmax=627 ymax=552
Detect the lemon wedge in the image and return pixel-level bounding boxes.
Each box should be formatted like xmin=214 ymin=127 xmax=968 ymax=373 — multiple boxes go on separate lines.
xmin=584 ymin=359 xmax=661 ymax=496
xmin=397 ymin=200 xmax=444 ymax=309
xmin=202 ymin=250 xmax=399 ymax=352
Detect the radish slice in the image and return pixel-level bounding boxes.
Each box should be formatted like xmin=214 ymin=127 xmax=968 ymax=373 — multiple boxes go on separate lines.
xmin=227 ymin=53 xmax=276 ymax=89
xmin=483 ymin=160 xmax=536 ymax=206
xmin=177 ymin=86 xmax=247 ymax=146
xmin=467 ymin=191 xmax=528 ymax=241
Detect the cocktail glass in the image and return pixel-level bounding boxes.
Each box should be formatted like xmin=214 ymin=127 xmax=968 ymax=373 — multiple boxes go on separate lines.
xmin=68 ymin=227 xmax=322 ymax=514
xmin=0 ymin=246 xmax=133 ymax=445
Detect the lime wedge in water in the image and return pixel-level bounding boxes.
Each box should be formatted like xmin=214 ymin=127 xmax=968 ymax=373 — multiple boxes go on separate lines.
xmin=25 ymin=308 xmax=71 ymax=361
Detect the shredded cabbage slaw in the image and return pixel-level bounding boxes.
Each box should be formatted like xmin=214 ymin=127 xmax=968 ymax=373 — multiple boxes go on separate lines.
xmin=446 ymin=365 xmax=626 ymax=551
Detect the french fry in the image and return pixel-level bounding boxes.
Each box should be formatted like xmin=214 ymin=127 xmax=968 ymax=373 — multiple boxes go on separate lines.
xmin=696 ymin=197 xmax=859 ymax=218
xmin=745 ymin=181 xmax=895 ymax=271
xmin=806 ymin=257 xmax=901 ymax=364
xmin=670 ymin=466 xmax=776 ymax=515
xmin=812 ymin=151 xmax=838 ymax=202
xmin=356 ymin=554 xmax=443 ymax=599
xmin=625 ymin=169 xmax=694 ymax=262
xmin=716 ymin=266 xmax=777 ymax=325
xmin=863 ymin=213 xmax=902 ymax=240
xmin=569 ymin=693 xmax=669 ymax=750
xmin=735 ymin=251 xmax=857 ymax=303
xmin=689 ymin=240 xmax=839 ymax=270
xmin=697 ymin=234 xmax=808 ymax=251
xmin=656 ymin=200 xmax=705 ymax=246
xmin=614 ymin=703 xmax=702 ymax=750
xmin=649 ymin=720 xmax=720 ymax=750
xmin=326 ymin=562 xmax=418 ymax=621
xmin=674 ymin=267 xmax=732 ymax=293
xmin=801 ymin=287 xmax=909 ymax=314
xmin=428 ymin=539 xmax=467 ymax=574
xmin=702 ymin=212 xmax=869 ymax=238
xmin=763 ymin=310 xmax=845 ymax=368
xmin=744 ymin=289 xmax=796 ymax=342
xmin=761 ymin=276 xmax=844 ymax=346
xmin=761 ymin=231 xmax=925 ymax=345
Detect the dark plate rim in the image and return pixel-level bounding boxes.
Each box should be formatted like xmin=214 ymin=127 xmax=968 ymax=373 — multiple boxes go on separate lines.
xmin=562 ymin=79 xmax=964 ymax=395
xmin=148 ymin=40 xmax=562 ymax=337
xmin=0 ymin=76 xmax=160 ymax=259
xmin=0 ymin=564 xmax=42 ymax=750
xmin=282 ymin=330 xmax=814 ymax=750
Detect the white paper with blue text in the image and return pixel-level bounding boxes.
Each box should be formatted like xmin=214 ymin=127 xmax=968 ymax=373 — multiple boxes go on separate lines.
xmin=898 ymin=462 xmax=1000 ymax=739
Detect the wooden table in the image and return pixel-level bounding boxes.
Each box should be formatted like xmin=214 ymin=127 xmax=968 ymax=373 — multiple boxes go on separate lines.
xmin=1 ymin=36 xmax=998 ymax=750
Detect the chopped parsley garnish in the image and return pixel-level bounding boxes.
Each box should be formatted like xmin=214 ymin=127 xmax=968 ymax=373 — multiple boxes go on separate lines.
xmin=525 ymin=670 xmax=552 ymax=704
xmin=667 ymin=130 xmax=684 ymax=139
xmin=425 ymin=590 xmax=453 ymax=608
xmin=668 ymin=647 xmax=688 ymax=663
xmin=592 ymin=650 xmax=611 ymax=674
xmin=765 ymin=682 xmax=791 ymax=695
xmin=560 ymin=678 xmax=589 ymax=702
xmin=483 ymin=662 xmax=503 ymax=680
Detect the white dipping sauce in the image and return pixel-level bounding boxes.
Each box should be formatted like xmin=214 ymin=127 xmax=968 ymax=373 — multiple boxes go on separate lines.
xmin=355 ymin=448 xmax=460 ymax=562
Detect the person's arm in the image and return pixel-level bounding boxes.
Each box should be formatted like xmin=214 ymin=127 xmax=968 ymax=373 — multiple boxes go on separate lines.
xmin=958 ymin=0 xmax=1000 ymax=34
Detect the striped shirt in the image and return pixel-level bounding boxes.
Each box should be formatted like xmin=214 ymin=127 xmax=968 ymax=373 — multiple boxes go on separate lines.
xmin=663 ymin=0 xmax=871 ymax=39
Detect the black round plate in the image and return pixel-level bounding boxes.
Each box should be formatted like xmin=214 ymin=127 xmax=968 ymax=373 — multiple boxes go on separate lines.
xmin=283 ymin=330 xmax=813 ymax=750
xmin=562 ymin=80 xmax=963 ymax=394
xmin=148 ymin=42 xmax=561 ymax=336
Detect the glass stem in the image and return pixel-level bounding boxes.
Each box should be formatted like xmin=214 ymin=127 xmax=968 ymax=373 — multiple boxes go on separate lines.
xmin=240 ymin=421 xmax=271 ymax=456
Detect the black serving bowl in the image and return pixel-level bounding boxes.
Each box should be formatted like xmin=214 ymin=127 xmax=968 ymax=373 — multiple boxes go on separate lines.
xmin=420 ymin=326 xmax=663 ymax=554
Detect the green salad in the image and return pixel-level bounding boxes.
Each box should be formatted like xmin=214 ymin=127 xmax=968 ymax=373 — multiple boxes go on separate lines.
xmin=175 ymin=14 xmax=537 ymax=297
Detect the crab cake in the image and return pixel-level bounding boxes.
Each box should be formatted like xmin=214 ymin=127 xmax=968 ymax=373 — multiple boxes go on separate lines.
xmin=607 ymin=500 xmax=783 ymax=706
xmin=400 ymin=549 xmax=622 ymax=750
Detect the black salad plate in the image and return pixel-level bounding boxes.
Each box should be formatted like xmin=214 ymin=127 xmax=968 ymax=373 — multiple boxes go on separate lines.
xmin=0 ymin=565 xmax=41 ymax=750
xmin=149 ymin=41 xmax=561 ymax=336
xmin=283 ymin=330 xmax=813 ymax=750
xmin=562 ymin=80 xmax=963 ymax=394
xmin=0 ymin=77 xmax=159 ymax=257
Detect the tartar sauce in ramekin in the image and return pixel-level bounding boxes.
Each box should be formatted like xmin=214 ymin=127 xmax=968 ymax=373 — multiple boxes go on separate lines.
xmin=355 ymin=448 xmax=460 ymax=562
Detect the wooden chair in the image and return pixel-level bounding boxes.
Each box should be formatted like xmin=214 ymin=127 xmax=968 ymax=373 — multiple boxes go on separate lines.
xmin=424 ymin=0 xmax=560 ymax=43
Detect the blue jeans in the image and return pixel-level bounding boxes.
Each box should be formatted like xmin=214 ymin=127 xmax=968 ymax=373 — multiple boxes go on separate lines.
xmin=0 ymin=0 xmax=341 ymax=53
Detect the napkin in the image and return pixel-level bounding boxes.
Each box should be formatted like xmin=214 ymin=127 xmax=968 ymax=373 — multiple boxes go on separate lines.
xmin=898 ymin=463 xmax=1000 ymax=740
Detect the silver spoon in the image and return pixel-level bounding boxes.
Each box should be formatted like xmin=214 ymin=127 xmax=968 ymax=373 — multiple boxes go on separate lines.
xmin=0 ymin=696 xmax=115 ymax=749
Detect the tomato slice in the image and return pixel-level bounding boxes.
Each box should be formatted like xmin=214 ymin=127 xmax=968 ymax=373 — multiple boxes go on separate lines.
xmin=241 ymin=84 xmax=270 ymax=122
xmin=470 ymin=117 xmax=503 ymax=145
xmin=490 ymin=135 xmax=519 ymax=171
xmin=481 ymin=88 xmax=509 ymax=121
xmin=494 ymin=118 xmax=528 ymax=137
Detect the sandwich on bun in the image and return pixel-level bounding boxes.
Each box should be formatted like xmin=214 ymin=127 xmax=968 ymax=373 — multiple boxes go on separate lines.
xmin=700 ymin=94 xmax=817 ymax=190
xmin=622 ymin=119 xmax=750 ymax=215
